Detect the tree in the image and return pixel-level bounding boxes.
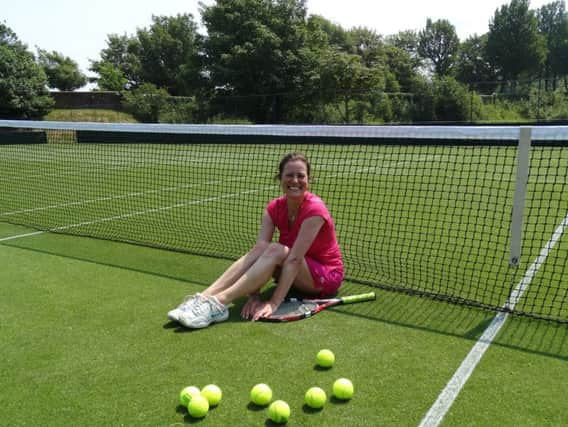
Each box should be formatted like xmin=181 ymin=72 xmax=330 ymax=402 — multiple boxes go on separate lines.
xmin=306 ymin=15 xmax=349 ymax=50
xmin=37 ymin=49 xmax=87 ymax=91
xmin=135 ymin=14 xmax=203 ymax=96
xmin=346 ymin=27 xmax=384 ymax=67
xmin=295 ymin=21 xmax=411 ymax=123
xmin=418 ymin=18 xmax=460 ymax=77
xmin=0 ymin=23 xmax=53 ymax=118
xmin=92 ymin=62 xmax=128 ymax=91
xmin=90 ymin=14 xmax=202 ymax=96
xmin=90 ymin=34 xmax=141 ymax=90
xmin=455 ymin=34 xmax=498 ymax=93
xmin=201 ymin=0 xmax=309 ymax=123
xmin=318 ymin=50 xmax=384 ymax=122
xmin=386 ymin=30 xmax=423 ymax=70
xmin=432 ymin=76 xmax=480 ymax=122
xmin=408 ymin=74 xmax=435 ymax=122
xmin=486 ymin=0 xmax=547 ymax=84
xmin=537 ymin=1 xmax=568 ymax=90
xmin=383 ymin=45 xmax=416 ymax=92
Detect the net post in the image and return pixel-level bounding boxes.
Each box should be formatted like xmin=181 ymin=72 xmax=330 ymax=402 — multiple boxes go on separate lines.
xmin=509 ymin=127 xmax=532 ymax=267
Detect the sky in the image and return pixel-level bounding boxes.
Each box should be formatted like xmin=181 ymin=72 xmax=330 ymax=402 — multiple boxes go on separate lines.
xmin=2 ymin=0 xmax=555 ymax=81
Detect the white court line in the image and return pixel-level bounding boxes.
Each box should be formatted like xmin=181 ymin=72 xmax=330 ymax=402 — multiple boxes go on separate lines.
xmin=2 ymin=163 xmax=134 ymax=181
xmin=0 ymin=156 xmax=375 ymax=242
xmin=0 ymin=230 xmax=45 ymax=242
xmin=418 ymin=212 xmax=568 ymax=427
xmin=318 ymin=155 xmax=445 ymax=177
xmin=5 ymin=153 xmax=416 ymax=218
xmin=0 ymin=176 xmax=249 ymax=216
xmin=2 ymin=152 xmax=441 ymax=217
xmin=0 ymin=185 xmax=274 ymax=242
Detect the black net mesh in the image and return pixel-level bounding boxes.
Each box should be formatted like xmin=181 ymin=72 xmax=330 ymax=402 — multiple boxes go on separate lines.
xmin=1 ymin=121 xmax=566 ymax=322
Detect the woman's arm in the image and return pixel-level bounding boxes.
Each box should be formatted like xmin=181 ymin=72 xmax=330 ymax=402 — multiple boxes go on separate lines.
xmin=257 ymin=210 xmax=275 ymax=244
xmin=251 ymin=216 xmax=324 ymax=320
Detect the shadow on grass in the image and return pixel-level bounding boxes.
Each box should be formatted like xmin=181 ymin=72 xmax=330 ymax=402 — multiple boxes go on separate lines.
xmin=340 ymin=293 xmax=567 ymax=361
xmin=169 ymin=304 xmax=247 ymax=332
xmin=163 ymin=320 xmax=179 ymax=329
xmin=4 ymin=235 xmax=567 ymax=361
xmin=302 ymin=403 xmax=324 ymax=414
xmin=1 ymin=234 xmax=222 ymax=288
xmin=183 ymin=413 xmax=207 ymax=424
xmin=264 ymin=420 xmax=288 ymax=426
xmin=329 ymin=396 xmax=351 ymax=405
xmin=185 ymin=409 xmax=221 ymax=423
xmin=246 ymin=402 xmax=268 ymax=412
xmin=312 ymin=365 xmax=333 ymax=372
xmin=177 ymin=404 xmax=220 ymax=424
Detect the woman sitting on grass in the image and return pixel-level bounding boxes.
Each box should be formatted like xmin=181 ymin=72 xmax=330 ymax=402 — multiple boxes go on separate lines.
xmin=168 ymin=152 xmax=344 ymax=328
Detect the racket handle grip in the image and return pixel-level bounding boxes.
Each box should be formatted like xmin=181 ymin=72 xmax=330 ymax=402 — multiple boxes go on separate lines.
xmin=340 ymin=292 xmax=376 ymax=304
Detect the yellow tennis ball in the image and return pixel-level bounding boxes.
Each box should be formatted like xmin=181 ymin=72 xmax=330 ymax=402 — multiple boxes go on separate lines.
xmin=316 ymin=349 xmax=335 ymax=368
xmin=201 ymin=384 xmax=222 ymax=406
xmin=179 ymin=386 xmax=201 ymax=407
xmin=332 ymin=378 xmax=354 ymax=400
xmin=187 ymin=395 xmax=209 ymax=418
xmin=268 ymin=400 xmax=290 ymax=424
xmin=250 ymin=383 xmax=272 ymax=406
xmin=304 ymin=386 xmax=326 ymax=409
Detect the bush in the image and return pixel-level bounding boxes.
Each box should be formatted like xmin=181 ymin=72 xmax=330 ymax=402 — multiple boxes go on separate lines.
xmin=206 ymin=114 xmax=253 ymax=124
xmin=384 ymin=94 xmax=415 ymax=123
xmin=527 ymin=89 xmax=568 ymax=121
xmin=432 ymin=76 xmax=481 ymax=122
xmin=159 ymin=97 xmax=198 ymax=124
xmin=408 ymin=76 xmax=435 ymax=122
xmin=479 ymin=98 xmax=525 ymax=122
xmin=367 ymin=91 xmax=392 ymax=123
xmin=547 ymin=96 xmax=568 ymax=120
xmin=121 ymin=83 xmax=169 ymax=123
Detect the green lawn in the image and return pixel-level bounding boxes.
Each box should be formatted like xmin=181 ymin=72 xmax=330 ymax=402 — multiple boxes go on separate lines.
xmin=1 ymin=222 xmax=567 ymax=426
xmin=2 ymin=140 xmax=566 ymax=321
xmin=1 ymin=130 xmax=567 ymax=425
xmin=44 ymin=109 xmax=137 ymax=123
xmin=443 ymin=317 xmax=568 ymax=426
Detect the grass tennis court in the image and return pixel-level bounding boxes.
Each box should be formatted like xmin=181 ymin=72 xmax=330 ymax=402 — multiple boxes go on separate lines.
xmin=1 ymin=222 xmax=567 ymax=426
xmin=1 ymin=123 xmax=567 ymax=424
xmin=2 ymin=128 xmax=567 ymax=321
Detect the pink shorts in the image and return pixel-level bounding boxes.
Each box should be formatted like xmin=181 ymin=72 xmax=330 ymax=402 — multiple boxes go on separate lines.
xmin=305 ymin=257 xmax=344 ymax=297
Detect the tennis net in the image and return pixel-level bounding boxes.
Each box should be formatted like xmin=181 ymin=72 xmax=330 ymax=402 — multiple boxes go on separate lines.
xmin=1 ymin=120 xmax=566 ymax=323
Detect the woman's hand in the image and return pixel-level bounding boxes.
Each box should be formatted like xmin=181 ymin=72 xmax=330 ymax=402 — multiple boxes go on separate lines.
xmin=251 ymin=300 xmax=279 ymax=321
xmin=241 ymin=295 xmax=262 ymax=320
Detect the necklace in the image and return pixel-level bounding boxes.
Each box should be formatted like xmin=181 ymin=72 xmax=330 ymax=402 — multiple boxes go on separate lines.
xmin=288 ymin=199 xmax=302 ymax=224
xmin=288 ymin=208 xmax=298 ymax=223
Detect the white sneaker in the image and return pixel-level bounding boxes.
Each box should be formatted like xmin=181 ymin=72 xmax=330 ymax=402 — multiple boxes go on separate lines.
xmin=167 ymin=293 xmax=203 ymax=322
xmin=178 ymin=296 xmax=229 ymax=329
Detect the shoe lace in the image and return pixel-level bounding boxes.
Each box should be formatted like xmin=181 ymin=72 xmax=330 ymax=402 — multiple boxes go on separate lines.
xmin=191 ymin=298 xmax=212 ymax=316
xmin=179 ymin=294 xmax=201 ymax=311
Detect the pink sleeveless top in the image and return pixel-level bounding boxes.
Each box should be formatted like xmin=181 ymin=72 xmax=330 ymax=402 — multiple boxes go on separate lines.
xmin=266 ymin=192 xmax=343 ymax=269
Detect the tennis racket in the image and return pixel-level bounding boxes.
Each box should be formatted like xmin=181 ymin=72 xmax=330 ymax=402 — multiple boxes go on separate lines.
xmin=260 ymin=292 xmax=376 ymax=322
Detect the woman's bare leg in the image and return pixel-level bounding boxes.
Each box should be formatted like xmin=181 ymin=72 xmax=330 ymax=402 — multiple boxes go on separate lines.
xmin=201 ymin=241 xmax=270 ymax=297
xmin=214 ymin=243 xmax=289 ymax=305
